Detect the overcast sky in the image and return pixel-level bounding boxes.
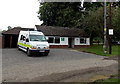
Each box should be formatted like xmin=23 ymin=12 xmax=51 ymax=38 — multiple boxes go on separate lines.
xmin=0 ymin=0 xmax=42 ymax=30
xmin=0 ymin=0 xmax=119 ymax=31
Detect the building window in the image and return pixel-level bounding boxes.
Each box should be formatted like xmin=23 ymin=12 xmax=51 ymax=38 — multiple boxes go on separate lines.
xmin=48 ymin=37 xmax=54 ymax=43
xmin=48 ymin=37 xmax=60 ymax=44
xmin=55 ymin=37 xmax=60 ymax=43
xmin=80 ymin=38 xmax=86 ymax=44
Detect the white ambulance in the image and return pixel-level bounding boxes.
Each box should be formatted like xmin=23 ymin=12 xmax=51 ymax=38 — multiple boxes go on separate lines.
xmin=17 ymin=30 xmax=50 ymax=56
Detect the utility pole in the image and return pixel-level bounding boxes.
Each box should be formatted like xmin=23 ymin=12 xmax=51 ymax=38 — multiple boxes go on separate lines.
xmin=103 ymin=0 xmax=107 ymax=54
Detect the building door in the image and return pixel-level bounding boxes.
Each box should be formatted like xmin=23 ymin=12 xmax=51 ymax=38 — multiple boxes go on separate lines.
xmin=12 ymin=35 xmax=18 ymax=48
xmin=68 ymin=37 xmax=74 ymax=48
xmin=4 ymin=35 xmax=10 ymax=48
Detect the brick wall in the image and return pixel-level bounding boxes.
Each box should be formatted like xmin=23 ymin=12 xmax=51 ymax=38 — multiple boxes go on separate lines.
xmin=49 ymin=45 xmax=90 ymax=48
xmin=74 ymin=45 xmax=90 ymax=48
xmin=50 ymin=45 xmax=68 ymax=48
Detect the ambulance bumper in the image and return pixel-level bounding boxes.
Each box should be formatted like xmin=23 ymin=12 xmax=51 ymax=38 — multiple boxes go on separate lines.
xmin=29 ymin=49 xmax=50 ymax=54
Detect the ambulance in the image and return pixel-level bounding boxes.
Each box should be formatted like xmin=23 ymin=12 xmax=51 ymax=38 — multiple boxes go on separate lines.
xmin=17 ymin=30 xmax=50 ymax=56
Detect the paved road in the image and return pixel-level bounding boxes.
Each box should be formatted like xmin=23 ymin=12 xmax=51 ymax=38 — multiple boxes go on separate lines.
xmin=2 ymin=48 xmax=117 ymax=82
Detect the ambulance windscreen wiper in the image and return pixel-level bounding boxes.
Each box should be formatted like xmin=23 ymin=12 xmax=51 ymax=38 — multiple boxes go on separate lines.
xmin=33 ymin=39 xmax=39 ymax=41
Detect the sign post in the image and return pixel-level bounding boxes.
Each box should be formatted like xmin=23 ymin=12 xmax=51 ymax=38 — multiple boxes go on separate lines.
xmin=109 ymin=29 xmax=113 ymax=54
xmin=108 ymin=2 xmax=113 ymax=54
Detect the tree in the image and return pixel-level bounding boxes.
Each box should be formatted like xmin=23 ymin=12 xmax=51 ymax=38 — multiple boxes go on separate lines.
xmin=38 ymin=2 xmax=102 ymax=28
xmin=7 ymin=26 xmax=12 ymax=30
xmin=112 ymin=7 xmax=120 ymax=41
xmin=77 ymin=7 xmax=104 ymax=44
xmin=38 ymin=2 xmax=82 ymax=27
xmin=79 ymin=3 xmax=120 ymax=44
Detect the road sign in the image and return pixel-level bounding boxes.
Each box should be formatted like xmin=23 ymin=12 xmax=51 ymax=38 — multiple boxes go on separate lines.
xmin=109 ymin=29 xmax=113 ymax=35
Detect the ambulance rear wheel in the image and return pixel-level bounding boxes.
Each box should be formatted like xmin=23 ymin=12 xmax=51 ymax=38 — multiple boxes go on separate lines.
xmin=18 ymin=48 xmax=21 ymax=51
xmin=17 ymin=45 xmax=21 ymax=51
xmin=27 ymin=49 xmax=31 ymax=56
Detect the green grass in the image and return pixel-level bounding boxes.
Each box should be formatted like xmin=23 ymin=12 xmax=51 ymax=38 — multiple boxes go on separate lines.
xmin=94 ymin=79 xmax=119 ymax=84
xmin=96 ymin=78 xmax=120 ymax=83
xmin=90 ymin=74 xmax=119 ymax=84
xmin=101 ymin=78 xmax=119 ymax=82
xmin=76 ymin=44 xmax=119 ymax=56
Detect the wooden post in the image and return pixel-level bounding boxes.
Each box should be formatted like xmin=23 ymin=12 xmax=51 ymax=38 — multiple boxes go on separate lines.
xmin=109 ymin=2 xmax=112 ymax=54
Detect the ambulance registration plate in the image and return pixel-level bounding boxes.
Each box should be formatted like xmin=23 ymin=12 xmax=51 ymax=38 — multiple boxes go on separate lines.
xmin=39 ymin=50 xmax=45 ymax=52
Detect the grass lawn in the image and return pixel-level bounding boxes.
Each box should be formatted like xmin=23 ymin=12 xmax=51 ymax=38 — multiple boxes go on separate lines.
xmin=76 ymin=44 xmax=119 ymax=56
xmin=93 ymin=79 xmax=119 ymax=84
xmin=100 ymin=78 xmax=119 ymax=82
xmin=88 ymin=74 xmax=119 ymax=84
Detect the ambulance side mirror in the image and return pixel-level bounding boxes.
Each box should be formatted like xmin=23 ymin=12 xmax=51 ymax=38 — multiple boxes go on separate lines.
xmin=26 ymin=38 xmax=29 ymax=42
xmin=46 ymin=37 xmax=49 ymax=40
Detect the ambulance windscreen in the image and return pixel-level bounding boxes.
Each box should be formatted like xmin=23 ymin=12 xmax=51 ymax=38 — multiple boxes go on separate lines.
xmin=29 ymin=35 xmax=47 ymax=42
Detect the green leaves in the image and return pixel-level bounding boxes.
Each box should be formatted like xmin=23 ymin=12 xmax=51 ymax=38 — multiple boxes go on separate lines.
xmin=112 ymin=7 xmax=120 ymax=41
xmin=38 ymin=2 xmax=84 ymax=27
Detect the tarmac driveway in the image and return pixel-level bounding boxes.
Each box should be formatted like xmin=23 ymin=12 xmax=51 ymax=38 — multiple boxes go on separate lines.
xmin=2 ymin=48 xmax=118 ymax=82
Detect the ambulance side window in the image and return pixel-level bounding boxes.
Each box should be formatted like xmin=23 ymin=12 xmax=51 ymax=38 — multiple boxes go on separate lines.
xmin=23 ymin=36 xmax=26 ymax=41
xmin=26 ymin=37 xmax=29 ymax=42
xmin=20 ymin=35 xmax=23 ymax=40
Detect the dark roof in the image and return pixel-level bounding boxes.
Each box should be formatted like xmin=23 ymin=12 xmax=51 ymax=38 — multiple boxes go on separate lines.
xmin=2 ymin=26 xmax=88 ymax=37
xmin=36 ymin=25 xmax=88 ymax=37
xmin=2 ymin=27 xmax=34 ymax=35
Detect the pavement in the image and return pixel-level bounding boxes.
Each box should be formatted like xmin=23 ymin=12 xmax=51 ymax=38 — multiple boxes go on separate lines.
xmin=2 ymin=48 xmax=118 ymax=82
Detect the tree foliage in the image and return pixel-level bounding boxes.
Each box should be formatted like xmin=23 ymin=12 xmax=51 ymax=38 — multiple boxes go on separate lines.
xmin=112 ymin=7 xmax=120 ymax=41
xmin=78 ymin=7 xmax=104 ymax=44
xmin=38 ymin=2 xmax=102 ymax=27
xmin=79 ymin=3 xmax=120 ymax=42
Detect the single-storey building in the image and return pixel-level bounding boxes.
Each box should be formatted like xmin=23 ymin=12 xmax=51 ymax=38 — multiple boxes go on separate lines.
xmin=2 ymin=25 xmax=90 ymax=48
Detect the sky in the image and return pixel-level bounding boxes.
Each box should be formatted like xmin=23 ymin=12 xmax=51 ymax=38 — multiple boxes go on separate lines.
xmin=0 ymin=0 xmax=119 ymax=31
xmin=0 ymin=0 xmax=42 ymax=30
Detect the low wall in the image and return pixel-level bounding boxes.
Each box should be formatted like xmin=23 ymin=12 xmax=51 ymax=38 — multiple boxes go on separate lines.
xmin=50 ymin=45 xmax=68 ymax=48
xmin=74 ymin=45 xmax=90 ymax=48
xmin=50 ymin=45 xmax=90 ymax=48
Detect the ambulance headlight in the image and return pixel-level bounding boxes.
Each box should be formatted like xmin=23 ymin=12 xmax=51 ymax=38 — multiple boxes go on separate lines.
xmin=31 ymin=46 xmax=37 ymax=49
xmin=44 ymin=46 xmax=49 ymax=49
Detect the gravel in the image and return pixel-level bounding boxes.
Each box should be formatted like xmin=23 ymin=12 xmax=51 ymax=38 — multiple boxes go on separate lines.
xmin=2 ymin=48 xmax=118 ymax=82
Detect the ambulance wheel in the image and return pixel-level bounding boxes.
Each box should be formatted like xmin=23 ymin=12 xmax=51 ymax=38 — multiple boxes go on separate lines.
xmin=27 ymin=49 xmax=31 ymax=56
xmin=43 ymin=53 xmax=48 ymax=56
xmin=18 ymin=48 xmax=21 ymax=51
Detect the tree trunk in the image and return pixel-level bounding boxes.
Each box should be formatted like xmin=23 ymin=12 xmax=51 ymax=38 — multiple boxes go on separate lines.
xmin=90 ymin=37 xmax=93 ymax=45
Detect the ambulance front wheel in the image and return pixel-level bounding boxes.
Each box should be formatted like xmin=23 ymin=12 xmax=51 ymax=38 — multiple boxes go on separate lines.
xmin=27 ymin=49 xmax=31 ymax=56
xmin=43 ymin=52 xmax=49 ymax=56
